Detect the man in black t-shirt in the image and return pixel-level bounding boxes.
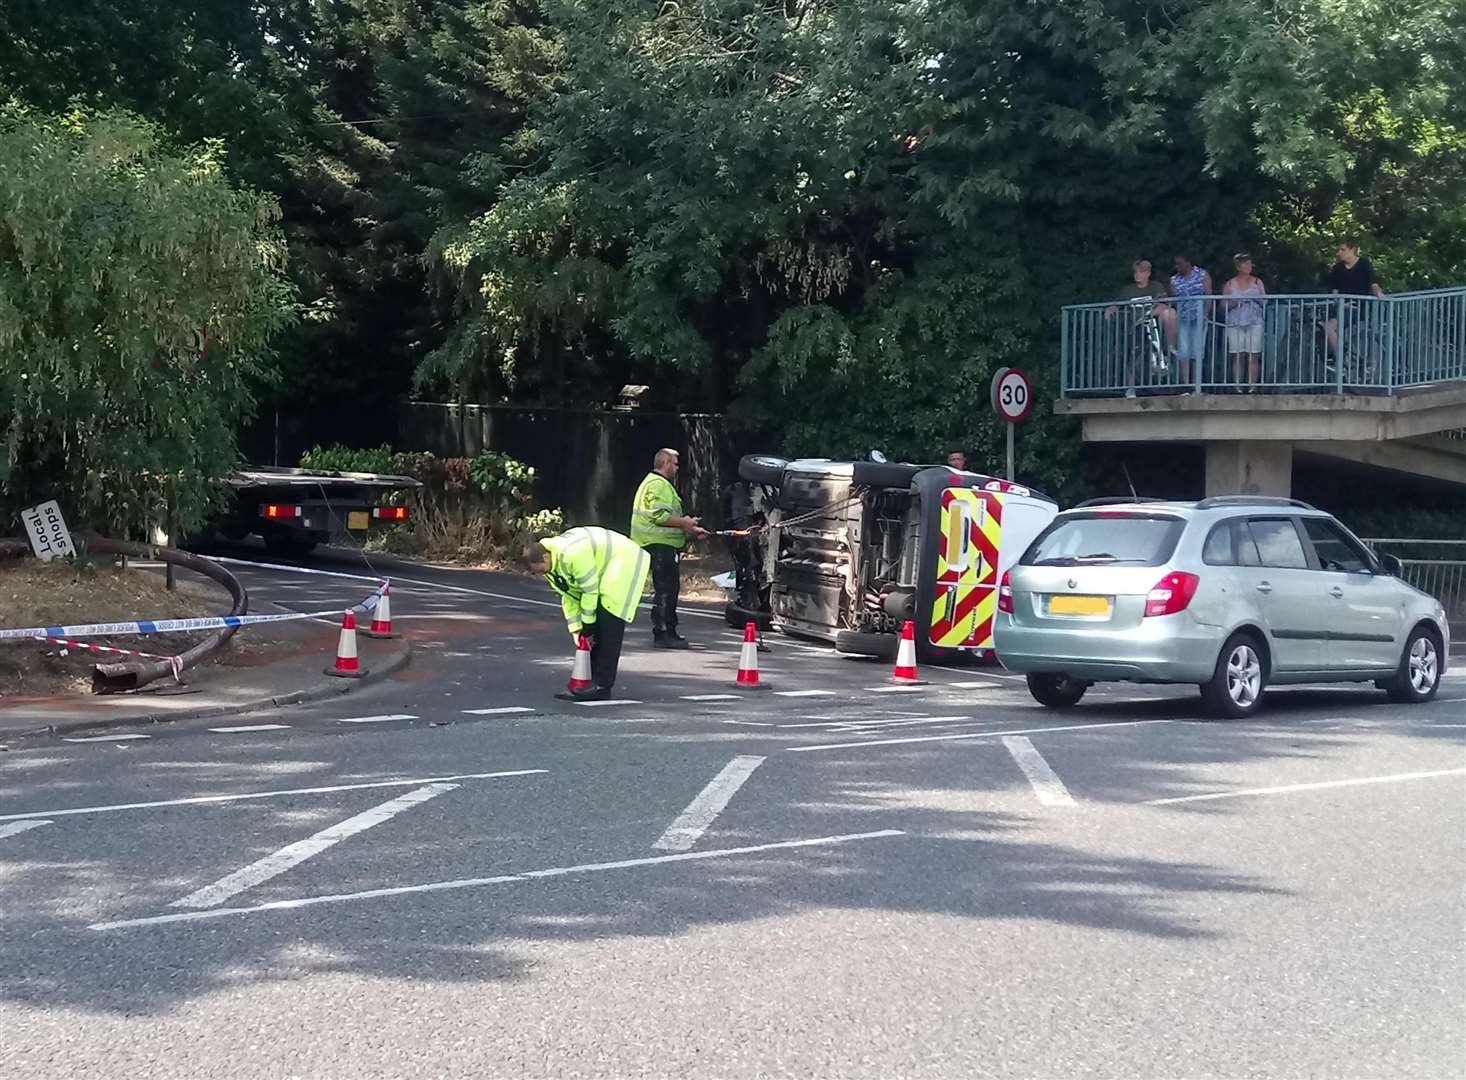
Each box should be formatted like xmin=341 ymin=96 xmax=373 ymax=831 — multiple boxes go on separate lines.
xmin=1325 ymin=238 xmax=1385 ymax=358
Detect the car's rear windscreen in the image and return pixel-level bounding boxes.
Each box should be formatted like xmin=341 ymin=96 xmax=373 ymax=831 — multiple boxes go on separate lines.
xmin=1021 ymin=513 xmax=1185 ymax=568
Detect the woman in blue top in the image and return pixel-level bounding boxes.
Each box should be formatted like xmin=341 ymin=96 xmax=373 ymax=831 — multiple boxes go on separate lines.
xmin=1223 ymin=254 xmax=1267 ymax=391
xmin=1171 ymin=255 xmax=1213 ymax=392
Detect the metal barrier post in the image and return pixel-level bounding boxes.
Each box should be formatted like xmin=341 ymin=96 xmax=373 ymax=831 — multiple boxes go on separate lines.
xmin=1060 ymin=307 xmax=1070 ymax=398
xmin=1335 ymin=295 xmax=1346 ymax=393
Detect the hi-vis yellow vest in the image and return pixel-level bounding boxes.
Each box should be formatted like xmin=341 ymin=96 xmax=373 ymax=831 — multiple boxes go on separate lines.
xmin=630 ymin=471 xmax=685 ymax=549
xmin=542 ymin=526 xmax=650 ymax=635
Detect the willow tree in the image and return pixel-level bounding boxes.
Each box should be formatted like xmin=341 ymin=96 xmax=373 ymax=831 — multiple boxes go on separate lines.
xmin=0 ymin=107 xmax=295 ymax=538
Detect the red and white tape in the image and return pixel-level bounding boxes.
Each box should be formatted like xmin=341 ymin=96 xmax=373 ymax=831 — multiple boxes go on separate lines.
xmin=38 ymin=637 xmax=184 ymax=683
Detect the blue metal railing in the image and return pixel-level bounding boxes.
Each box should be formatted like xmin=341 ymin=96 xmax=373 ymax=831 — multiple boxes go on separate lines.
xmin=1060 ymin=287 xmax=1466 ymax=398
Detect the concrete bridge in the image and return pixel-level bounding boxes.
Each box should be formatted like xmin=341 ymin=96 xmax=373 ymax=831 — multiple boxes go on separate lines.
xmin=1054 ymin=287 xmax=1466 ymax=496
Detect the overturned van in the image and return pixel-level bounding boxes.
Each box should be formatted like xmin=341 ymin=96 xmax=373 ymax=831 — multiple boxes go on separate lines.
xmin=724 ymin=455 xmax=1058 ymax=661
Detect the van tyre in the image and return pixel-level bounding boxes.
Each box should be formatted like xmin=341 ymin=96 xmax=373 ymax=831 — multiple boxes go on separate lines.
xmin=1383 ymin=626 xmax=1442 ymax=703
xmin=738 ymin=455 xmax=789 ymax=485
xmin=1026 ymin=673 xmax=1087 ymax=709
xmin=1202 ymin=633 xmax=1267 ymax=718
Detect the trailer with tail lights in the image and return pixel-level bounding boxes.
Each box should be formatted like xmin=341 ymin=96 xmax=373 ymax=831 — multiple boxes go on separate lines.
xmin=215 ymin=466 xmax=421 ymax=557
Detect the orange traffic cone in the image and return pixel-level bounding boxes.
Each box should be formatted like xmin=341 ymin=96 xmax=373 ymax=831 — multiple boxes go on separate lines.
xmin=736 ymin=621 xmax=762 ymax=688
xmin=365 ymin=583 xmax=395 ymax=639
xmin=567 ymin=634 xmax=594 ymax=693
xmin=892 ymin=620 xmax=921 ymax=684
xmin=325 ymin=610 xmax=368 ymax=678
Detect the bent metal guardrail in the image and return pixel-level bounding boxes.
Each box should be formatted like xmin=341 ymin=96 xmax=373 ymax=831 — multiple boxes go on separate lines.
xmin=1061 ymin=287 xmax=1466 ymax=398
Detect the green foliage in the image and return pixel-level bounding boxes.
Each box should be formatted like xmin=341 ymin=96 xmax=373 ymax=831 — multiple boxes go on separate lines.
xmin=469 ymin=451 xmax=536 ymax=509
xmin=0 ymin=107 xmax=294 ymax=538
xmin=299 ymin=444 xmax=396 ymax=475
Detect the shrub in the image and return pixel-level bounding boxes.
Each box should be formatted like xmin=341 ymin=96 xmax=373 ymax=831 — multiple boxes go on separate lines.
xmin=299 ymin=444 xmax=396 ymax=474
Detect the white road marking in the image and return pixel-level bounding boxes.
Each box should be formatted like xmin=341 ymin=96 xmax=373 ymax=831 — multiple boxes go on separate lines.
xmin=926 ymin=664 xmax=1021 ymax=680
xmin=209 ymin=724 xmax=291 ymax=734
xmin=721 ymin=720 xmax=777 ymax=727
xmin=865 ymin=685 xmax=925 ymax=694
xmin=682 ymin=694 xmax=742 ymax=702
xmin=941 ymin=681 xmax=1006 ymax=690
xmin=0 ymin=770 xmax=546 ymax=823
xmin=775 ymin=714 xmax=960 ymax=729
xmin=0 ymin=820 xmax=51 ymax=840
xmin=335 ymin=714 xmax=417 ymax=724
xmin=837 ymin=716 xmax=982 ymax=732
xmin=773 ymin=689 xmax=836 ymax=698
xmin=62 ymin=733 xmax=151 ymax=743
xmin=652 ymin=756 xmax=766 ymax=852
xmin=91 ymin=830 xmax=905 ymax=930
xmin=1145 ymin=767 xmax=1466 ymax=806
xmin=462 ymin=706 xmax=536 ymax=716
xmin=172 ymin=783 xmax=458 ymax=909
xmin=1001 ymin=736 xmax=1076 ymax=806
xmin=788 ymin=718 xmax=1173 ymax=752
xmin=575 ymin=699 xmax=643 ymax=707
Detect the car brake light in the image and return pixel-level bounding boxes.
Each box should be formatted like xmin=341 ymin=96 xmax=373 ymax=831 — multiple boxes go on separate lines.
xmin=372 ymin=506 xmax=411 ymax=522
xmin=998 ymin=570 xmax=1014 ymax=614
xmin=1145 ymin=571 xmax=1200 ymax=617
xmin=260 ymin=504 xmax=302 ymax=520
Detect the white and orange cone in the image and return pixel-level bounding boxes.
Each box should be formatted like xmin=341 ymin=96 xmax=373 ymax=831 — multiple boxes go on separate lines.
xmin=365 ymin=583 xmax=395 ymax=639
xmin=736 ymin=621 xmax=762 ymax=688
xmin=567 ymin=634 xmax=594 ymax=693
xmin=891 ymin=620 xmax=921 ymax=684
xmin=325 ymin=610 xmax=368 ymax=678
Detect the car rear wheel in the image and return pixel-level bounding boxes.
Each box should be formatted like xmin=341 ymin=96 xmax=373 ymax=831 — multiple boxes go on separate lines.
xmin=1026 ymin=673 xmax=1088 ymax=708
xmin=1201 ymin=634 xmax=1267 ymax=718
xmin=1383 ymin=626 xmax=1441 ymax=703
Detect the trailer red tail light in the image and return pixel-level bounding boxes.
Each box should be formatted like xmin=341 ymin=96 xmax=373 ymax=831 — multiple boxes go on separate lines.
xmin=998 ymin=570 xmax=1014 ymax=614
xmin=260 ymin=504 xmax=302 ymax=520
xmin=1144 ymin=572 xmax=1200 ymax=617
xmin=372 ymin=506 xmax=411 ymax=522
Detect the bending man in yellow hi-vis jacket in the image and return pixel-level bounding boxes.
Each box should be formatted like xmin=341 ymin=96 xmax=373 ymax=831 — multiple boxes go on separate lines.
xmin=529 ymin=527 xmax=651 ymax=701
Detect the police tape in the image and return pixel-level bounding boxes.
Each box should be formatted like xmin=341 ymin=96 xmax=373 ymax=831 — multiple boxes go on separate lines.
xmin=0 ymin=580 xmax=388 ymax=643
xmin=40 ymin=637 xmax=185 ymax=682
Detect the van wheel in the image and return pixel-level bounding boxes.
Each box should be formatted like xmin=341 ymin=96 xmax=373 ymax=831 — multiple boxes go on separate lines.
xmin=1201 ymin=633 xmax=1267 ymax=718
xmin=1383 ymin=626 xmax=1442 ymax=703
xmin=1026 ymin=673 xmax=1087 ymax=708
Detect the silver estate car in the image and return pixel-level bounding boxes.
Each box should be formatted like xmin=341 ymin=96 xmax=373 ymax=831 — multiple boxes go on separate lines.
xmin=995 ymin=496 xmax=1450 ymax=717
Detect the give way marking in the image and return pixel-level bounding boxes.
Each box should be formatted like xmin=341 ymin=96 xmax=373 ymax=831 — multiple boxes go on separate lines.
xmin=172 ymin=783 xmax=456 ymax=909
xmin=653 ymin=756 xmax=765 ymax=852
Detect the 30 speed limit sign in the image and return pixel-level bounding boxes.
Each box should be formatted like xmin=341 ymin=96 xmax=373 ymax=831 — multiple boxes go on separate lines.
xmin=990 ymin=366 xmax=1033 ymax=423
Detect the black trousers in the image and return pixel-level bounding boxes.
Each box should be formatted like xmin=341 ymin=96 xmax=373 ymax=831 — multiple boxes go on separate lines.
xmin=648 ymin=544 xmax=680 ymax=637
xmin=589 ymin=607 xmax=627 ymax=690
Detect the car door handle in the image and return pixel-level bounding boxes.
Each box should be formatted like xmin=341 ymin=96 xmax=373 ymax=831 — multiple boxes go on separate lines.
xmin=1329 ymin=586 xmax=1344 ymax=598
xmin=1255 ymin=582 xmax=1273 ymax=594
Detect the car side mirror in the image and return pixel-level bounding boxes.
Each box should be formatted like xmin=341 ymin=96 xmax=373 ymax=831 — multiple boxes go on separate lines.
xmin=1379 ymin=554 xmax=1404 ymax=577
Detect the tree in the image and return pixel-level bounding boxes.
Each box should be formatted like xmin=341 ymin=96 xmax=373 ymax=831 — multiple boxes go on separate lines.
xmin=0 ymin=107 xmax=296 ymax=537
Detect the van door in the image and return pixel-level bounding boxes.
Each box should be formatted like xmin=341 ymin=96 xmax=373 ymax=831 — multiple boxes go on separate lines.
xmin=929 ymin=488 xmax=1002 ymax=650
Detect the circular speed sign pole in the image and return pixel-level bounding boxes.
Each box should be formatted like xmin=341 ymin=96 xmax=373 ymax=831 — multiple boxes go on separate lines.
xmin=990 ymin=366 xmax=1033 ymax=480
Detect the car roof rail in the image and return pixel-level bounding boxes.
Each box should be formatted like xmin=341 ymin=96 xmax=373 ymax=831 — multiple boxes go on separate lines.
xmin=1074 ymin=496 xmax=1178 ymax=508
xmin=1193 ymin=495 xmax=1317 ymax=510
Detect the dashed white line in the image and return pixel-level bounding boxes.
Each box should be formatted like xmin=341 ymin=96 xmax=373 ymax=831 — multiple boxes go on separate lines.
xmin=1145 ymin=766 xmax=1466 ymax=806
xmin=90 ymin=830 xmax=905 ymax=930
xmin=209 ymin=724 xmax=291 ymax=734
xmin=0 ymin=820 xmax=52 ymax=840
xmin=652 ymin=755 xmax=767 ymax=852
xmin=172 ymin=783 xmax=458 ymax=909
xmin=62 ymin=733 xmax=151 ymax=743
xmin=773 ymin=689 xmax=836 ymax=698
xmin=787 ymin=718 xmax=1173 ymax=752
xmin=681 ymin=694 xmax=742 ymax=702
xmin=864 ymin=685 xmax=926 ymax=694
xmin=1001 ymin=736 xmax=1076 ymax=806
xmin=0 ymin=770 xmax=547 ymax=823
xmin=462 ymin=706 xmax=537 ymax=716
xmin=941 ymin=681 xmax=1006 ymax=690
xmin=575 ymin=699 xmax=643 ymax=708
xmin=335 ymin=714 xmax=417 ymax=724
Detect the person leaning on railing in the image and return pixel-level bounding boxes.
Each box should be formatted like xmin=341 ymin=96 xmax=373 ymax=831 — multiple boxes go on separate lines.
xmin=1223 ymin=253 xmax=1267 ymax=392
xmin=1170 ymin=254 xmax=1212 ymax=393
xmin=1325 ymin=238 xmax=1385 ymax=360
xmin=1104 ymin=258 xmax=1179 ymax=396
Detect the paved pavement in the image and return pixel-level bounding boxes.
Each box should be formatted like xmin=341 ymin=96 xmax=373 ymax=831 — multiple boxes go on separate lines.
xmin=2 ymin=543 xmax=1464 ymax=1078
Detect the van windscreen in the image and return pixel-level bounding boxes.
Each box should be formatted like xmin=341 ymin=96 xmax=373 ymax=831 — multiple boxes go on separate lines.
xmin=1021 ymin=513 xmax=1184 ymax=568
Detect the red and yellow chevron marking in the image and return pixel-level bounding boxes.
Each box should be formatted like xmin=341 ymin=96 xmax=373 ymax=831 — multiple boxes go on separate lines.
xmin=930 ymin=489 xmax=1005 ymax=648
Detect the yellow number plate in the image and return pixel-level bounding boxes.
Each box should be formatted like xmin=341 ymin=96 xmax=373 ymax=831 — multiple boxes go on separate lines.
xmin=1048 ymin=594 xmax=1111 ymax=616
xmin=347 ymin=510 xmax=371 ymax=531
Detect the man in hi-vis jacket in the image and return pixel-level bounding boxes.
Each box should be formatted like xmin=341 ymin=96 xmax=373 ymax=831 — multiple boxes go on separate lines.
xmin=530 ymin=526 xmax=651 ymax=701
xmin=629 ymin=448 xmax=708 ymax=649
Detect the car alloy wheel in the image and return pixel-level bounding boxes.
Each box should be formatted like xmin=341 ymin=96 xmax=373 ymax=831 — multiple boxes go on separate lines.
xmin=1226 ymin=643 xmax=1262 ymax=708
xmin=1409 ymin=635 xmax=1438 ymax=695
